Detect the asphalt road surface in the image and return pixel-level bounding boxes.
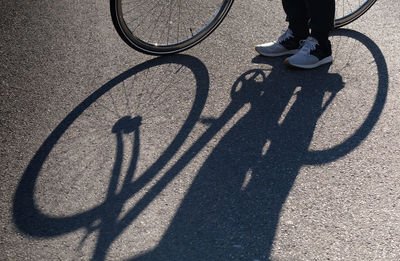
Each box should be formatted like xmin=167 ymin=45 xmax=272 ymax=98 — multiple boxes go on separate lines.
xmin=1 ymin=0 xmax=400 ymax=260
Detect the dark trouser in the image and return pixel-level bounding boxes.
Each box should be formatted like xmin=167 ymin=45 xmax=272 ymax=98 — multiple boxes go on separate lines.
xmin=282 ymin=0 xmax=335 ymax=44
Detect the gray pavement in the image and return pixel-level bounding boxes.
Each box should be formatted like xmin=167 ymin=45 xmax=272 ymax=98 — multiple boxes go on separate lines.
xmin=1 ymin=0 xmax=400 ymax=260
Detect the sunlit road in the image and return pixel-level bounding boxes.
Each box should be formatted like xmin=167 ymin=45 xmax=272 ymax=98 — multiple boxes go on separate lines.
xmin=1 ymin=0 xmax=400 ymax=260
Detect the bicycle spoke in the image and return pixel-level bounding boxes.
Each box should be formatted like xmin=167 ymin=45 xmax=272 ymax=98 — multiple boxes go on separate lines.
xmin=116 ymin=0 xmax=228 ymax=49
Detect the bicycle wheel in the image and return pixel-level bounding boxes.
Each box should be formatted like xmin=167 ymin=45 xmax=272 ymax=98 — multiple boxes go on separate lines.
xmin=334 ymin=0 xmax=377 ymax=28
xmin=110 ymin=0 xmax=234 ymax=55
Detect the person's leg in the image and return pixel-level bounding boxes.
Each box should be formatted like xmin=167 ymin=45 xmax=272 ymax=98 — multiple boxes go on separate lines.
xmin=282 ymin=0 xmax=310 ymax=39
xmin=306 ymin=0 xmax=335 ymax=46
xmin=283 ymin=0 xmax=335 ymax=69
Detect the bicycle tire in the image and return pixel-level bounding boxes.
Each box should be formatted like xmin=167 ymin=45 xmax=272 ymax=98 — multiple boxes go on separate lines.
xmin=334 ymin=0 xmax=377 ymax=28
xmin=110 ymin=0 xmax=234 ymax=55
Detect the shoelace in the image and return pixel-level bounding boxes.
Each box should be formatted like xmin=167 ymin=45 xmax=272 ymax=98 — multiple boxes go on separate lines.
xmin=299 ymin=38 xmax=318 ymax=54
xmin=277 ymin=29 xmax=293 ymax=43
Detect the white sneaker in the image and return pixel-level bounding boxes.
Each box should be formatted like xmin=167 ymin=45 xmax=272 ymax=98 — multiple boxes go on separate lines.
xmin=284 ymin=37 xmax=333 ymax=69
xmin=255 ymin=29 xmax=302 ymax=57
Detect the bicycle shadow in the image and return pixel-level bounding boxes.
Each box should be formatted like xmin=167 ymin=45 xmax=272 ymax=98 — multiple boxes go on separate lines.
xmin=12 ymin=29 xmax=388 ymax=261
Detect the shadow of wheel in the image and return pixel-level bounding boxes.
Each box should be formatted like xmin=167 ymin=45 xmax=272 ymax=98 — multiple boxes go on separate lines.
xmin=13 ymin=55 xmax=209 ymax=242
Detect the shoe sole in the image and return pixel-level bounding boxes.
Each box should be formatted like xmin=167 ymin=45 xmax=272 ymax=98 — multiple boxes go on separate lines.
xmin=254 ymin=46 xmax=299 ymax=57
xmin=284 ymin=56 xmax=333 ymax=69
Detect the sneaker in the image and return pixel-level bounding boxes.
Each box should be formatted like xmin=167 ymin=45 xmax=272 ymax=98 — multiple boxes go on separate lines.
xmin=284 ymin=37 xmax=333 ymax=69
xmin=255 ymin=28 xmax=302 ymax=57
